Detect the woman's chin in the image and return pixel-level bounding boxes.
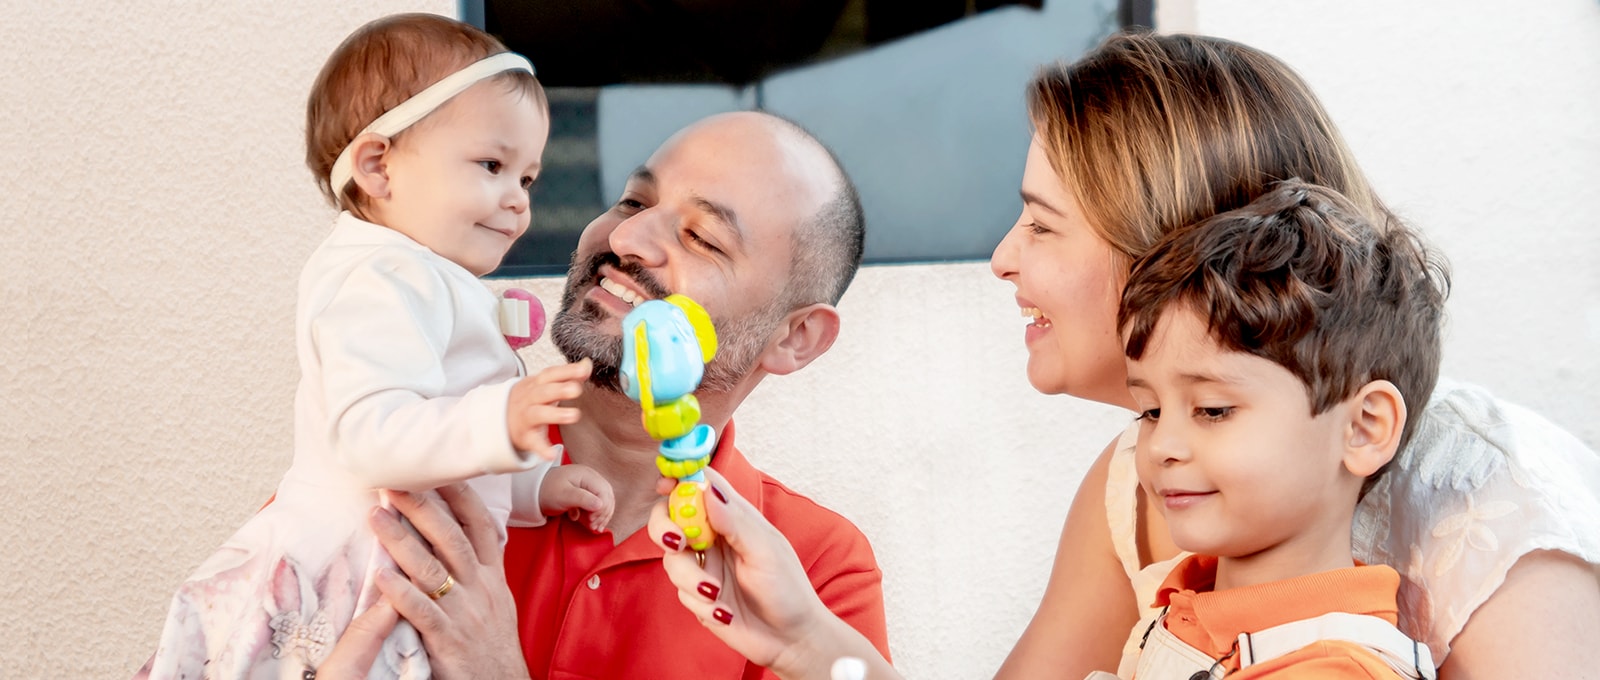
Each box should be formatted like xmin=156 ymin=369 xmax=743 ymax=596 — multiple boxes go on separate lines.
xmin=1024 ymin=360 xmax=1071 ymax=396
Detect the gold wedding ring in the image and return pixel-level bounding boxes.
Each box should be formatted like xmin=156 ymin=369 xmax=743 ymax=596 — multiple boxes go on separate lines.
xmin=426 ymin=573 xmax=456 ymax=600
xmin=696 ymin=551 xmax=706 ymax=569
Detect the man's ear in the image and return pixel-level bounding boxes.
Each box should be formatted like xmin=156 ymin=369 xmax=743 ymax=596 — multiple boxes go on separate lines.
xmin=757 ymin=303 xmax=841 ymax=376
xmin=347 ymin=132 xmax=395 ymax=201
xmin=1342 ymin=379 xmax=1406 ymax=477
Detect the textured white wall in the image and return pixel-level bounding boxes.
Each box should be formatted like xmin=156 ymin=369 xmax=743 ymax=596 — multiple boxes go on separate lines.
xmin=1188 ymin=0 xmax=1600 ymax=448
xmin=0 ymin=2 xmax=456 ymax=676
xmin=2 ymin=1 xmax=1595 ymax=679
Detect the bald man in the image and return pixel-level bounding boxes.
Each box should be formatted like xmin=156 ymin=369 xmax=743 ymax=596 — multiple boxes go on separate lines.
xmin=330 ymin=112 xmax=886 ymax=680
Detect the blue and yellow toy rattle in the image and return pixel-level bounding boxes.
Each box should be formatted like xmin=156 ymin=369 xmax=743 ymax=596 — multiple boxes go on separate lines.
xmin=619 ymin=294 xmax=719 ymax=552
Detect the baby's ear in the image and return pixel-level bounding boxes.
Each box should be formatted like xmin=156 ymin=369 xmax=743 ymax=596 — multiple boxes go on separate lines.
xmin=1342 ymin=380 xmax=1406 ymax=477
xmin=347 ymin=132 xmax=394 ymax=200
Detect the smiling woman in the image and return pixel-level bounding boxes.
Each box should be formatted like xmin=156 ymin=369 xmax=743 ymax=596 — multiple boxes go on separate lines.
xmin=990 ymin=141 xmax=1129 ymax=407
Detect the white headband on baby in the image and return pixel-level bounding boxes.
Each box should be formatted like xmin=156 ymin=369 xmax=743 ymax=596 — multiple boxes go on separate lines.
xmin=328 ymin=51 xmax=535 ymax=195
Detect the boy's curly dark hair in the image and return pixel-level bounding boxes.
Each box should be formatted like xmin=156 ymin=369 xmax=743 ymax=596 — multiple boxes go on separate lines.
xmin=1120 ymin=180 xmax=1450 ymax=486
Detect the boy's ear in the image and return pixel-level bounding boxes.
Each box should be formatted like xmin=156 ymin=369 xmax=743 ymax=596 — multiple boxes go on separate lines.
xmin=347 ymin=132 xmax=395 ymax=201
xmin=1342 ymin=380 xmax=1406 ymax=477
xmin=757 ymin=303 xmax=841 ymax=376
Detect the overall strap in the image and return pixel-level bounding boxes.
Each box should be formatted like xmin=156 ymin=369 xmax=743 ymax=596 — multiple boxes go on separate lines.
xmin=1238 ymin=612 xmax=1436 ymax=679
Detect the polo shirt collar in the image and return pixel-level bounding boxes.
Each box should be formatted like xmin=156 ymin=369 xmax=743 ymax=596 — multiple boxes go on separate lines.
xmin=1154 ymin=554 xmax=1401 ymax=657
xmin=549 ymin=419 xmax=765 ymax=567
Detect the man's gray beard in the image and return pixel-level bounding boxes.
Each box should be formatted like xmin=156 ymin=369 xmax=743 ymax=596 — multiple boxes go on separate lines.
xmin=550 ymin=294 xmax=788 ymax=396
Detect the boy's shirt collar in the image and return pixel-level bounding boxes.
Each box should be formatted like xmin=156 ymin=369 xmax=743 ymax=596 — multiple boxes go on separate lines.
xmin=1155 ymin=554 xmax=1402 ymax=658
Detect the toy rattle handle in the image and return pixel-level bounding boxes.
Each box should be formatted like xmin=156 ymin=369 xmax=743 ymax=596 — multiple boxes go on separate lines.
xmin=669 ymin=480 xmax=715 ymax=551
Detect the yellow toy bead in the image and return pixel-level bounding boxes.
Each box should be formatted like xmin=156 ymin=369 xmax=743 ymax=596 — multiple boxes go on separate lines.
xmin=668 ymin=480 xmax=716 ymax=552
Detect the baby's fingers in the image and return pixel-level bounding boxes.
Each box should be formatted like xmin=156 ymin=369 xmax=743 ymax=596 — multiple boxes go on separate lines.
xmin=519 ymin=379 xmax=584 ymax=404
xmin=517 ymin=403 xmax=581 ymax=425
xmin=532 ymin=358 xmax=593 ymax=385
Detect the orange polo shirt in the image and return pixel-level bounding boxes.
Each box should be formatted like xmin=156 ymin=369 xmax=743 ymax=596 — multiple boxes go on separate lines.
xmin=503 ymin=422 xmax=890 ymax=679
xmin=1155 ymin=555 xmax=1409 ymax=679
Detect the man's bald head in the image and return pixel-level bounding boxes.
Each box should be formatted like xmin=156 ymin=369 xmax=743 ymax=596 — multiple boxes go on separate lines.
xmin=666 ymin=112 xmax=864 ymax=307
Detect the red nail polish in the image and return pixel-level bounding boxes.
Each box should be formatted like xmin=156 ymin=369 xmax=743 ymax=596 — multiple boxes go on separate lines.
xmin=697 ymin=581 xmax=720 ymax=600
xmin=711 ymin=485 xmax=727 ymax=504
xmin=662 ymin=532 xmax=682 ymax=550
xmin=712 ymin=607 xmax=733 ymax=625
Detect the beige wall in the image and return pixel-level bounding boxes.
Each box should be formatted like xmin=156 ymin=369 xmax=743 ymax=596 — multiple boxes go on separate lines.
xmin=3 ymin=1 xmax=1595 ymax=678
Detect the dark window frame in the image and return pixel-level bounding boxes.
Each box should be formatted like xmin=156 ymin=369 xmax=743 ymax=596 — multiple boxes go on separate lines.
xmin=466 ymin=0 xmax=1150 ymax=279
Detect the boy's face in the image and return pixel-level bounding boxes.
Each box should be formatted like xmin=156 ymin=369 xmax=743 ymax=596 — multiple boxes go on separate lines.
xmin=1127 ymin=307 xmax=1363 ymax=584
xmin=376 ymin=80 xmax=549 ymax=276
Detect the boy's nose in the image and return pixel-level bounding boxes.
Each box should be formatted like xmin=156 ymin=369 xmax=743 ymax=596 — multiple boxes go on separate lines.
xmin=1144 ymin=421 xmax=1189 ymax=466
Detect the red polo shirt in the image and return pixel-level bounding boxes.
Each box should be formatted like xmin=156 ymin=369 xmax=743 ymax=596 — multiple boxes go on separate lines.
xmin=1155 ymin=555 xmax=1408 ymax=678
xmin=503 ymin=422 xmax=890 ymax=679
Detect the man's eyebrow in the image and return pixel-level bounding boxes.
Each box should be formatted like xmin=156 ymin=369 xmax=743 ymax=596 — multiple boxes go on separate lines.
xmin=627 ymin=166 xmax=655 ymax=186
xmin=691 ymin=194 xmax=746 ymax=248
xmin=1020 ymin=189 xmax=1068 ymax=218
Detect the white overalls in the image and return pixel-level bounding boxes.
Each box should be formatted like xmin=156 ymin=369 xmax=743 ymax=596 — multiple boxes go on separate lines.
xmin=1089 ymin=610 xmax=1435 ymax=679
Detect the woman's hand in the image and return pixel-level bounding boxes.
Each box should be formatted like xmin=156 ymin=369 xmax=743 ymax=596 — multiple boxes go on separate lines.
xmin=647 ymin=469 xmax=900 ymax=680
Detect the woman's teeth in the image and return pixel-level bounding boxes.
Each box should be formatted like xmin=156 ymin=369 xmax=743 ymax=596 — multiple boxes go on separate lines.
xmin=599 ymin=277 xmax=644 ymax=307
xmin=1021 ymin=306 xmax=1051 ymax=327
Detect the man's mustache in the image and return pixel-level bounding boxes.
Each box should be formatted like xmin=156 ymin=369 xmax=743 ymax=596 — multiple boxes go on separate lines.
xmin=571 ymin=251 xmax=673 ymax=303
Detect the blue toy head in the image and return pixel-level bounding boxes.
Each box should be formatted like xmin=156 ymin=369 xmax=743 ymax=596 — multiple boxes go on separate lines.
xmin=619 ymin=299 xmax=706 ymax=403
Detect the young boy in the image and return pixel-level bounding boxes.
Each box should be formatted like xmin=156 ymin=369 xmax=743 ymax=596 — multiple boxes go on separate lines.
xmin=1111 ymin=180 xmax=1448 ymax=678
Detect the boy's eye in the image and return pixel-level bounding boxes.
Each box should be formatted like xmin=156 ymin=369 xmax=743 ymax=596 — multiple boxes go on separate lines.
xmin=479 ymin=160 xmax=501 ymax=173
xmin=1136 ymin=408 xmax=1160 ymax=422
xmin=615 ymin=198 xmax=646 ymax=212
xmin=520 ymin=176 xmax=535 ymax=190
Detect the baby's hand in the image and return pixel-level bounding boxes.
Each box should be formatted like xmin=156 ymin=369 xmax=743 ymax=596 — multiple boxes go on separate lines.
xmin=539 ymin=463 xmax=615 ymax=532
xmin=507 ymin=358 xmax=593 ymax=459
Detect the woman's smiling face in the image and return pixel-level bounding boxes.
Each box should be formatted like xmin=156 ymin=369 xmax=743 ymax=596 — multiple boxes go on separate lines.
xmin=990 ymin=139 xmax=1133 ymax=408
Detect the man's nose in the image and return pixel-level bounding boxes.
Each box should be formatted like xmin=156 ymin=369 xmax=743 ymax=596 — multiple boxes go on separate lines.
xmin=607 ymin=210 xmax=669 ymax=268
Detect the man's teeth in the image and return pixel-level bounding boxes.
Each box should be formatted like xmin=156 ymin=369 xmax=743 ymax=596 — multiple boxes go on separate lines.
xmin=1020 ymin=306 xmax=1051 ymax=327
xmin=599 ymin=277 xmax=644 ymax=307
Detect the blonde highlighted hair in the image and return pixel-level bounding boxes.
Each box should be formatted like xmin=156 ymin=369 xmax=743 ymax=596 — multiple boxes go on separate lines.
xmin=1028 ymin=32 xmax=1395 ymax=265
xmin=305 ymin=13 xmax=546 ymax=213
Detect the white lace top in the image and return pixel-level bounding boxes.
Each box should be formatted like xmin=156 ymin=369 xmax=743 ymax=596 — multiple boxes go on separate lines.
xmin=1107 ymin=378 xmax=1600 ymax=673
